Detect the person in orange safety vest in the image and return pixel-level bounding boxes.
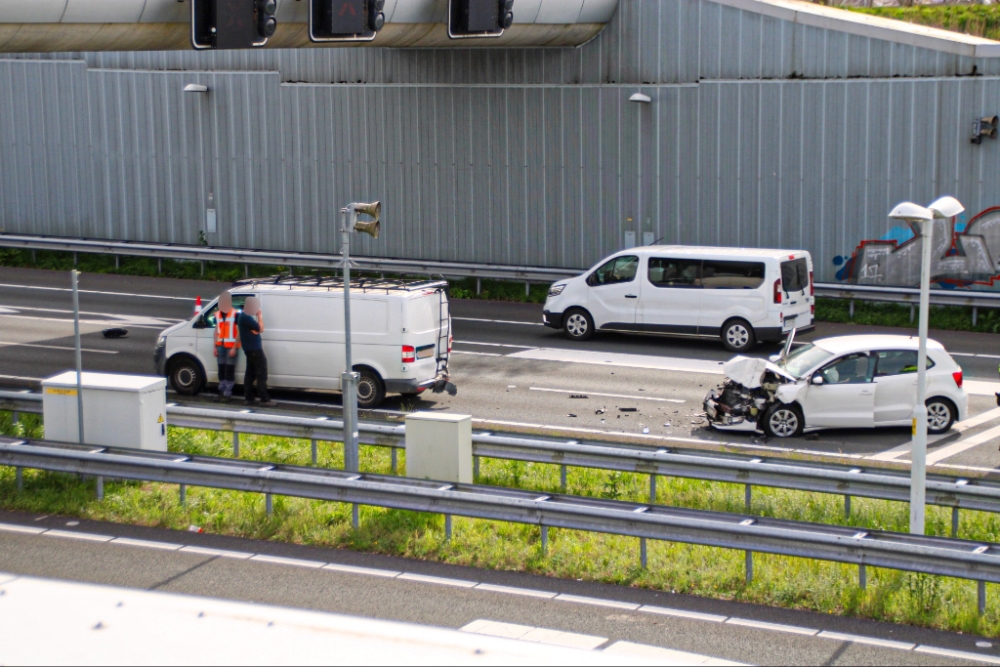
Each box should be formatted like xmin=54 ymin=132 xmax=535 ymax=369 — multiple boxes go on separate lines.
xmin=213 ymin=291 xmax=241 ymax=402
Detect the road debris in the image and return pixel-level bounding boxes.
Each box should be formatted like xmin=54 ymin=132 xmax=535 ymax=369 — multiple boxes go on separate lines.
xmin=570 ymin=394 xmax=588 ymax=399
xmin=619 ymin=407 xmax=638 ymax=412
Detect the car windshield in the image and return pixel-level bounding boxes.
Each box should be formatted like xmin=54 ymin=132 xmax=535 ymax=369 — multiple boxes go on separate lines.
xmin=777 ymin=343 xmax=835 ymax=379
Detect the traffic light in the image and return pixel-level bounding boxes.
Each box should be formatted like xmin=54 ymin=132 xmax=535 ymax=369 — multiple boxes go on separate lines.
xmin=448 ymin=0 xmax=513 ymax=38
xmin=309 ymin=0 xmax=385 ymax=42
xmin=972 ymin=115 xmax=999 ymax=145
xmin=191 ymin=0 xmax=277 ymax=50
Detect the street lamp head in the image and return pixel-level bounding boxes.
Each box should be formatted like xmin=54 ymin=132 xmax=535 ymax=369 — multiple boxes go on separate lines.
xmin=927 ymin=195 xmax=964 ymax=219
xmin=888 ymin=201 xmax=933 ymax=222
xmin=629 ymin=93 xmax=651 ymax=104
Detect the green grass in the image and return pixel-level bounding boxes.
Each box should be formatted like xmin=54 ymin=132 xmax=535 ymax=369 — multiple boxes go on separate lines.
xmin=815 ymin=297 xmax=1000 ymax=334
xmin=1 ymin=409 xmax=998 ymax=636
xmin=848 ymin=5 xmax=1000 ymax=42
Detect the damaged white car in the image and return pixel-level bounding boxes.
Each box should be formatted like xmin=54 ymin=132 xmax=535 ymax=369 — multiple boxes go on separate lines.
xmin=704 ymin=334 xmax=968 ymax=438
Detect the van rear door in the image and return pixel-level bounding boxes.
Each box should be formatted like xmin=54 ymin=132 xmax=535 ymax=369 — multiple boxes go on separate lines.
xmin=779 ymin=256 xmax=812 ymax=331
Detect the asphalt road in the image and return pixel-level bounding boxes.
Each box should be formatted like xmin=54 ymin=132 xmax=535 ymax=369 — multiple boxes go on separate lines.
xmin=2 ymin=266 xmax=1000 ymax=468
xmin=0 ymin=510 xmax=994 ymax=666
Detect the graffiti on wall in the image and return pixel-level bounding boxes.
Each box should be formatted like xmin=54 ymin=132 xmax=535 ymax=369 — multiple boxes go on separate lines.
xmin=836 ymin=207 xmax=1000 ymax=290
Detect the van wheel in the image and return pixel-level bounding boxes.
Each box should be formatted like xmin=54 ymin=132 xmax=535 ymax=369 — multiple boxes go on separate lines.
xmin=926 ymin=397 xmax=957 ymax=434
xmin=763 ymin=403 xmax=804 ymax=438
xmin=169 ymin=356 xmax=204 ymax=396
xmin=721 ymin=319 xmax=756 ymax=353
xmin=356 ymin=369 xmax=386 ymax=409
xmin=564 ymin=308 xmax=594 ymax=341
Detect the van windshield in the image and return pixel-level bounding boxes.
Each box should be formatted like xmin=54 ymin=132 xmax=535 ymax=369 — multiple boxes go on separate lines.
xmin=777 ymin=343 xmax=835 ymax=379
xmin=781 ymin=258 xmax=809 ymax=293
xmin=202 ymin=294 xmax=251 ymax=327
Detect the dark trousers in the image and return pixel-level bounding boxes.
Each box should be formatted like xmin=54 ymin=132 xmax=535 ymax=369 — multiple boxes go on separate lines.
xmin=243 ymin=349 xmax=270 ymax=402
xmin=216 ymin=348 xmax=237 ymax=396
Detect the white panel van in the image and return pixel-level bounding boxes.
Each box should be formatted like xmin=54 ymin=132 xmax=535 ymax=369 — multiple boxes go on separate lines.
xmin=542 ymin=246 xmax=815 ymax=352
xmin=154 ymin=277 xmax=454 ymax=408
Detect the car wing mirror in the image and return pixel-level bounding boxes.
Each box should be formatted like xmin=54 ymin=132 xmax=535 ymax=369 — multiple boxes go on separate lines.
xmin=811 ymin=375 xmax=824 ymax=385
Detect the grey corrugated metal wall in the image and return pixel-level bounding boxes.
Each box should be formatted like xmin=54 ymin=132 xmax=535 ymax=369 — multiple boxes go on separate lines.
xmin=2 ymin=0 xmax=1000 ymax=283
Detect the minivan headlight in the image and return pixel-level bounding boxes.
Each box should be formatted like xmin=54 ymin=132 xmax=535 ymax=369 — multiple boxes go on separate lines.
xmin=548 ymin=283 xmax=566 ymax=297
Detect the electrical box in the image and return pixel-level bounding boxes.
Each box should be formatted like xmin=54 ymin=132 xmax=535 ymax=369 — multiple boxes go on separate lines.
xmin=404 ymin=412 xmax=472 ymax=484
xmin=41 ymin=372 xmax=168 ymax=451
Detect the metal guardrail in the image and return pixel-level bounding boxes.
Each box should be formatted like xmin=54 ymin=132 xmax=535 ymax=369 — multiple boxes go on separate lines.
xmin=2 ymin=435 xmax=1000 ymax=600
xmin=3 ymin=233 xmax=1000 ymax=310
xmin=1 ymin=392 xmax=995 ymax=537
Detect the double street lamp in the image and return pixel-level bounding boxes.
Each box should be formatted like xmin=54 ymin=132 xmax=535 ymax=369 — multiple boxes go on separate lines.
xmin=887 ymin=195 xmax=965 ymax=535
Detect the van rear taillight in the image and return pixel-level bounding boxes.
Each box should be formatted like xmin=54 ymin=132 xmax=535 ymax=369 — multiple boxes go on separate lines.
xmin=953 ymin=370 xmax=964 ymax=388
xmin=773 ymin=279 xmax=782 ymax=304
xmin=448 ymin=335 xmax=453 ymax=353
xmin=402 ymin=345 xmax=416 ymax=363
xmin=809 ymin=271 xmax=814 ymax=296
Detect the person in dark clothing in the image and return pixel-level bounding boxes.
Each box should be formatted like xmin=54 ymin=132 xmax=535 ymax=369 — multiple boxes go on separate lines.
xmin=238 ymin=296 xmax=273 ymax=406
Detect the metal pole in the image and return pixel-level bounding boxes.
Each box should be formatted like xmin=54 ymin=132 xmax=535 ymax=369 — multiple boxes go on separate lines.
xmin=745 ymin=550 xmax=753 ymax=584
xmin=179 ymin=484 xmax=186 ymax=506
xmin=15 ymin=467 xmax=22 ymax=491
xmin=640 ymin=537 xmax=647 ymax=568
xmin=232 ymin=431 xmax=239 ymax=457
xmin=445 ymin=514 xmax=452 ymax=541
xmin=845 ymin=494 xmax=851 ymax=518
xmin=473 ymin=455 xmax=480 ymax=480
xmin=560 ymin=465 xmax=567 ymax=492
xmin=649 ymin=474 xmax=657 ymax=504
xmin=980 ymin=581 xmax=987 ymax=616
xmin=952 ymin=506 xmax=960 ymax=538
xmin=72 ymin=270 xmax=84 ymax=445
xmin=910 ymin=218 xmax=933 ymax=535
xmin=859 ymin=563 xmax=867 ymax=590
xmin=745 ymin=484 xmax=751 ymax=512
xmin=352 ymin=503 xmax=359 ymax=529
xmin=541 ymin=525 xmax=548 ymax=554
xmin=265 ymin=493 xmax=273 ymax=515
xmin=342 ymin=206 xmax=360 ymax=473
xmin=311 ymin=439 xmax=318 ymax=465
xmin=96 ymin=475 xmax=104 ymax=500
xmin=391 ymin=447 xmax=398 ymax=475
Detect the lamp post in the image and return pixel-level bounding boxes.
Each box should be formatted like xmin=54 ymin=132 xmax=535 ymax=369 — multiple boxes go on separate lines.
xmin=339 ymin=201 xmax=381 ymax=472
xmin=888 ymin=196 xmax=964 ymax=534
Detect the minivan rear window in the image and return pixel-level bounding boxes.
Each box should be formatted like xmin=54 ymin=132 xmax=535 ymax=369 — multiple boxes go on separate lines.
xmin=647 ymin=258 xmax=702 ymax=288
xmin=701 ymin=260 xmax=765 ymax=289
xmin=781 ymin=258 xmax=809 ymax=293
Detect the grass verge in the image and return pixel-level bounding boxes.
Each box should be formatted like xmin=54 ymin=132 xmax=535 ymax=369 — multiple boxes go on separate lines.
xmin=1 ymin=410 xmax=998 ymax=636
xmin=848 ymin=4 xmax=1000 ymax=42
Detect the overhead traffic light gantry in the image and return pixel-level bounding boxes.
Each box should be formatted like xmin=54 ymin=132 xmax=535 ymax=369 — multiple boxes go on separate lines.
xmin=191 ymin=0 xmax=277 ymax=50
xmin=448 ymin=0 xmax=513 ymax=39
xmin=310 ymin=0 xmax=386 ymax=43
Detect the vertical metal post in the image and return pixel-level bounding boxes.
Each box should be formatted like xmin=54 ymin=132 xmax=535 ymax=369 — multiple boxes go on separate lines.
xmin=179 ymin=484 xmax=186 ymax=506
xmin=232 ymin=431 xmax=239 ymax=457
xmin=114 ymin=255 xmax=119 ymax=269
xmin=910 ymin=304 xmax=915 ymax=322
xmin=849 ymin=300 xmax=854 ymax=319
xmin=391 ymin=447 xmax=398 ymax=474
xmin=650 ymin=475 xmax=657 ymax=504
xmin=341 ymin=206 xmax=360 ymax=473
xmin=265 ymin=493 xmax=273 ymax=515
xmin=859 ymin=563 xmax=867 ymax=590
xmin=910 ymin=217 xmax=933 ymax=535
xmin=157 ymin=258 xmax=162 ymax=274
xmin=311 ymin=439 xmax=318 ymax=465
xmin=952 ymin=507 xmax=960 ymax=538
xmin=11 ymin=411 xmax=18 ymax=427
xmin=845 ymin=495 xmax=851 ymax=518
xmin=640 ymin=537 xmax=647 ymax=568
xmin=96 ymin=476 xmax=104 ymax=500
xmin=72 ymin=270 xmax=84 ymax=445
xmin=745 ymin=551 xmax=753 ymax=584
xmin=15 ymin=467 xmax=22 ymax=491
xmin=473 ymin=455 xmax=480 ymax=480
xmin=980 ymin=581 xmax=987 ymax=616
xmin=541 ymin=525 xmax=548 ymax=554
xmin=352 ymin=503 xmax=359 ymax=529
xmin=73 ymin=252 xmax=77 ymax=266
xmin=973 ymin=306 xmax=979 ymax=327
xmin=200 ymin=261 xmax=205 ymax=277
xmin=525 ymin=282 xmax=530 ymax=297
xmin=244 ymin=264 xmax=249 ymax=278
xmin=560 ymin=465 xmax=567 ymax=492
xmin=445 ymin=514 xmax=452 ymax=541
xmin=476 ymin=278 xmax=481 ymax=295
xmin=745 ymin=484 xmax=751 ymax=512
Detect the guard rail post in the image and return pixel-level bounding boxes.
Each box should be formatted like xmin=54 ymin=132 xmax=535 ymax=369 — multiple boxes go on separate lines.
xmin=649 ymin=475 xmax=657 ymax=504
xmin=232 ymin=431 xmax=240 ymax=457
xmin=541 ymin=525 xmax=548 ymax=555
xmin=560 ymin=464 xmax=567 ymax=492
xmin=845 ymin=494 xmax=851 ymax=518
xmin=179 ymin=483 xmax=186 ymax=506
xmin=953 ymin=507 xmax=960 ymax=537
xmin=980 ymin=581 xmax=988 ymax=615
xmin=15 ymin=467 xmax=22 ymax=491
xmin=266 ymin=493 xmax=273 ymax=515
xmin=445 ymin=514 xmax=452 ymax=541
xmin=311 ymin=439 xmax=318 ymax=465
xmin=96 ymin=475 xmax=103 ymax=500
xmin=859 ymin=564 xmax=867 ymax=590
xmin=640 ymin=538 xmax=648 ymax=568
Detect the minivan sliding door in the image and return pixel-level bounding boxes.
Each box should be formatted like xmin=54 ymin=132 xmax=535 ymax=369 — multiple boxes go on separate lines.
xmin=641 ymin=258 xmax=701 ymax=334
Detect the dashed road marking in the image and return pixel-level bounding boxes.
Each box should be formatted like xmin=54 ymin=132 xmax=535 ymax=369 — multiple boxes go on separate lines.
xmin=453 ymin=317 xmax=543 ymax=326
xmin=725 ymin=617 xmax=819 ymax=636
xmin=508 ymin=347 xmax=726 ymax=374
xmin=926 ymin=423 xmax=1000 ymax=465
xmin=461 ymin=619 xmax=609 ymax=650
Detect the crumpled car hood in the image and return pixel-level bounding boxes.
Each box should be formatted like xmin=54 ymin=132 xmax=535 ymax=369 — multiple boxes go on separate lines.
xmin=723 ymin=356 xmax=797 ymax=388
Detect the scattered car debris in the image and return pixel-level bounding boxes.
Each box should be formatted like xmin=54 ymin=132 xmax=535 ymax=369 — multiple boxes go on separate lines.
xmin=570 ymin=394 xmax=588 ymax=399
xmin=102 ymin=327 xmax=129 ymax=338
xmin=568 ymin=413 xmax=577 ymax=418
xmin=595 ymin=408 xmax=606 ymax=415
xmin=619 ymin=407 xmax=638 ymax=412
xmin=642 ymin=427 xmax=650 ymax=434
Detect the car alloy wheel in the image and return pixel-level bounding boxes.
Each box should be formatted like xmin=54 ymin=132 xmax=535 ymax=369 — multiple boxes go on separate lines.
xmin=768 ymin=408 xmax=800 ymax=438
xmin=566 ymin=313 xmax=589 ymax=338
xmin=926 ymin=400 xmax=954 ymax=433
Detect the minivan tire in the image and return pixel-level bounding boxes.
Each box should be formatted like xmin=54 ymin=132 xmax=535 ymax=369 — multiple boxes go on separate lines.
xmin=169 ymin=356 xmax=204 ymax=396
xmin=721 ymin=318 xmax=756 ymax=353
xmin=762 ymin=403 xmax=804 ymax=438
xmin=926 ymin=397 xmax=957 ymax=434
xmin=564 ymin=308 xmax=595 ymax=341
xmin=356 ymin=368 xmax=386 ymax=410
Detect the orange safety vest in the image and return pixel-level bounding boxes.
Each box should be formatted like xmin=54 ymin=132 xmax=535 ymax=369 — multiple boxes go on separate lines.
xmin=216 ymin=310 xmax=239 ymax=348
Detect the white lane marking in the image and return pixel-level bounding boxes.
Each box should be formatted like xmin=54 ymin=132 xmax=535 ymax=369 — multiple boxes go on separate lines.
xmin=450 ymin=350 xmax=502 ymax=357
xmin=453 ymin=317 xmax=543 ymax=326
xmin=0 ymin=341 xmax=117 ymax=355
xmin=932 ymin=463 xmax=1000 ymax=473
xmin=0 ymin=303 xmax=183 ymax=325
xmin=453 ymin=340 xmax=535 ymax=349
xmin=866 ymin=408 xmax=1000 ymax=462
xmin=0 ymin=522 xmax=46 ymax=535
xmin=177 ymin=545 xmax=254 ymax=559
xmin=724 ymin=617 xmax=818 ymax=636
xmin=926 ymin=423 xmax=1000 ymax=465
xmin=956 ymin=408 xmax=1000 ymax=433
xmin=914 ymin=645 xmax=1000 ymax=665
xmin=110 ymin=538 xmax=182 ymax=551
xmin=473 ymin=583 xmax=557 ymax=599
xmin=0 ymin=313 xmax=171 ymax=330
xmin=249 ymin=554 xmax=326 ymax=569
xmin=321 ymin=563 xmax=401 ymax=578
xmin=0 ymin=283 xmax=194 ymax=301
xmin=816 ymin=631 xmax=915 ymax=650
xmin=42 ymin=529 xmax=113 ymax=542
xmin=509 ymin=347 xmax=726 ymax=374
xmin=554 ymin=593 xmax=640 ymax=610
xmin=529 ymin=386 xmax=685 ymax=404
xmin=603 ymin=641 xmax=747 ymax=666
xmin=397 ymin=572 xmax=478 ymax=588
xmin=638 ymin=605 xmax=727 ymax=623
xmin=965 ymin=380 xmax=1000 ymax=397
xmin=953 ymin=352 xmax=1000 ymax=360
xmin=461 ymin=620 xmax=608 ymax=650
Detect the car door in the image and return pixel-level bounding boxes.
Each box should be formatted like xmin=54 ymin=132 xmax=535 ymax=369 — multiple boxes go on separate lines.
xmin=800 ymin=352 xmax=876 ymax=428
xmin=585 ymin=255 xmax=640 ymax=330
xmin=872 ymin=350 xmax=928 ymax=425
xmin=640 ymin=257 xmax=701 ymax=334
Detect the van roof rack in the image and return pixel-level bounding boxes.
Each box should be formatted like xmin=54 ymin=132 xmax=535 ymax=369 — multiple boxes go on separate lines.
xmin=230 ymin=274 xmax=449 ymax=293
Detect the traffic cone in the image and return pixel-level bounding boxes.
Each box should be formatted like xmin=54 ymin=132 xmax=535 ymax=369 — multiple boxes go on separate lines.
xmin=193 ymin=296 xmax=203 ymax=317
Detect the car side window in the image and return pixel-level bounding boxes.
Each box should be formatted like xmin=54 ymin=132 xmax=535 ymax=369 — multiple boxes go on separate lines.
xmin=818 ymin=353 xmax=872 ymax=384
xmin=587 ymin=256 xmax=639 ymax=287
xmin=873 ymin=350 xmax=935 ymax=376
xmin=647 ymin=258 xmax=702 ymax=288
xmin=701 ymin=260 xmax=765 ymax=289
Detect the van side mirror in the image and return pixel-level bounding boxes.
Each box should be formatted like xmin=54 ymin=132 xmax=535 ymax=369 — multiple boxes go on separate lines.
xmin=811 ymin=375 xmax=824 ymax=386
xmin=192 ymin=316 xmax=206 ymax=329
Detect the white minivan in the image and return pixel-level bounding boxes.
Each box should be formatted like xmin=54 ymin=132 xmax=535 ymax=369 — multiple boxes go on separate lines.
xmin=154 ymin=276 xmax=454 ymax=408
xmin=543 ymin=246 xmax=815 ymax=352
